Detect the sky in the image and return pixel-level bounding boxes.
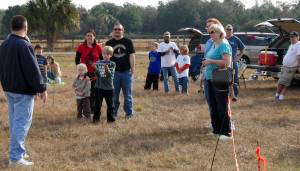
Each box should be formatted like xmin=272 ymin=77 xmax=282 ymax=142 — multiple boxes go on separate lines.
xmin=0 ymin=0 xmax=296 ymax=10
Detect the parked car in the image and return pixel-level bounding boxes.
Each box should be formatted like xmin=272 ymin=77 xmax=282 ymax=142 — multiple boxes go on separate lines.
xmin=179 ymin=28 xmax=277 ymax=63
xmin=178 ymin=27 xmax=277 ymax=80
xmin=247 ymin=18 xmax=300 ymax=80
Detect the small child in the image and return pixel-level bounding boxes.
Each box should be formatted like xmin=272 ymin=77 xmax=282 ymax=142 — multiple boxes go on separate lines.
xmin=34 ymin=44 xmax=48 ymax=84
xmin=144 ymin=42 xmax=160 ymax=90
xmin=93 ymin=46 xmax=116 ymax=123
xmin=72 ymin=63 xmax=91 ymax=119
xmin=47 ymin=55 xmax=62 ymax=84
xmin=175 ymin=45 xmax=191 ymax=94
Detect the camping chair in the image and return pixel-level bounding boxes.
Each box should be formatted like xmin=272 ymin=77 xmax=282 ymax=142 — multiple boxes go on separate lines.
xmin=238 ymin=62 xmax=247 ymax=88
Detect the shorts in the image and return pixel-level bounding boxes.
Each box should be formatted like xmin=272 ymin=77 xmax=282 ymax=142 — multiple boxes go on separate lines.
xmin=278 ymin=66 xmax=297 ymax=86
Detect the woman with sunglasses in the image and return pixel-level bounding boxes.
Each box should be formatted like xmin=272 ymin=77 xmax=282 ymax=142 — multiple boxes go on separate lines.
xmin=75 ymin=29 xmax=103 ymax=114
xmin=202 ymin=24 xmax=233 ymax=140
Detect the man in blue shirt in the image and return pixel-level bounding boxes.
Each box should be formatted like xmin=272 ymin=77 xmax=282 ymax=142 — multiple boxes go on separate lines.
xmin=225 ymin=24 xmax=245 ymax=101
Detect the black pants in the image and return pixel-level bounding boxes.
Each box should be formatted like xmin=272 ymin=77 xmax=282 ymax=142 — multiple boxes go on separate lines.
xmin=204 ymin=80 xmax=231 ymax=136
xmin=94 ymin=89 xmax=115 ymax=122
xmin=144 ymin=73 xmax=159 ymax=90
xmin=76 ymin=97 xmax=91 ymax=118
xmin=87 ymin=72 xmax=96 ymax=113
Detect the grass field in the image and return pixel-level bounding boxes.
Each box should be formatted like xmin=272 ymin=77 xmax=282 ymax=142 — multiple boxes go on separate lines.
xmin=0 ymin=53 xmax=299 ymax=171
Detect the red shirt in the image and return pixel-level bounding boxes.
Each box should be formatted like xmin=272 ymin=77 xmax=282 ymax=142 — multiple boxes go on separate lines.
xmin=76 ymin=43 xmax=103 ymax=72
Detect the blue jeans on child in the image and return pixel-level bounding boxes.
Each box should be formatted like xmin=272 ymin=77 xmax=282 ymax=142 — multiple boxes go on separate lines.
xmin=162 ymin=67 xmax=179 ymax=93
xmin=178 ymin=76 xmax=189 ymax=93
xmin=4 ymin=91 xmax=34 ymax=162
xmin=113 ymin=70 xmax=133 ymax=117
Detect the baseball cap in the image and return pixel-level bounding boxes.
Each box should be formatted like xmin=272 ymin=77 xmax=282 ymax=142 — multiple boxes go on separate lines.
xmin=289 ymin=31 xmax=299 ymax=37
xmin=225 ymin=24 xmax=233 ymax=30
xmin=163 ymin=31 xmax=171 ymax=37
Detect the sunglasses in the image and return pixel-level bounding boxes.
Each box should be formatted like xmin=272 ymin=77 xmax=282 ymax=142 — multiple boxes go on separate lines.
xmin=209 ymin=31 xmax=216 ymax=34
xmin=113 ymin=28 xmax=122 ymax=31
xmin=226 ymin=29 xmax=232 ymax=31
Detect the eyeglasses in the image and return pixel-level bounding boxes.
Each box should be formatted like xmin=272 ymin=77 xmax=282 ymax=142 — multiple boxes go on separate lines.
xmin=113 ymin=28 xmax=122 ymax=31
xmin=209 ymin=31 xmax=216 ymax=34
xmin=226 ymin=29 xmax=232 ymax=31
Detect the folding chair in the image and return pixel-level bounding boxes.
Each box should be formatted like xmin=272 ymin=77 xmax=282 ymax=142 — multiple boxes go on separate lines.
xmin=238 ymin=62 xmax=247 ymax=88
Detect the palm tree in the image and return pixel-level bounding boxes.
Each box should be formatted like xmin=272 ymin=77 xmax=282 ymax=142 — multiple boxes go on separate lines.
xmin=25 ymin=0 xmax=80 ymax=51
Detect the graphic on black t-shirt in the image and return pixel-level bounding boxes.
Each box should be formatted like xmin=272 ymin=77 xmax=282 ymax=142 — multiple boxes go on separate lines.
xmin=113 ymin=44 xmax=127 ymax=58
xmin=106 ymin=38 xmax=135 ymax=71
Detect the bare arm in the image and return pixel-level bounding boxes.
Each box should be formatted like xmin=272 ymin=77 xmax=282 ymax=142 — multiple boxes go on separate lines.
xmin=130 ymin=53 xmax=135 ymax=75
xmin=235 ymin=49 xmax=245 ymax=62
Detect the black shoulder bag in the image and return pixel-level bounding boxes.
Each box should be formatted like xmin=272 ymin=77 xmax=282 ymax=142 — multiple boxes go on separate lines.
xmin=211 ymin=62 xmax=233 ymax=92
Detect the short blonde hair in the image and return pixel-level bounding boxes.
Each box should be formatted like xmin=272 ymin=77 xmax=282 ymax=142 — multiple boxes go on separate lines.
xmin=180 ymin=45 xmax=189 ymax=55
xmin=152 ymin=42 xmax=159 ymax=47
xmin=209 ymin=24 xmax=226 ymax=39
xmin=77 ymin=63 xmax=88 ymax=74
xmin=103 ymin=46 xmax=114 ymax=56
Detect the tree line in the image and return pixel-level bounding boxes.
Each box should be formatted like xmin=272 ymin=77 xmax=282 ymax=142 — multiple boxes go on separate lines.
xmin=0 ymin=0 xmax=299 ymax=50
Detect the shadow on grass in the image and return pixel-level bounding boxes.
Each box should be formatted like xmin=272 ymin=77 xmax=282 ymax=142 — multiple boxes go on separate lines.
xmin=77 ymin=127 xmax=214 ymax=162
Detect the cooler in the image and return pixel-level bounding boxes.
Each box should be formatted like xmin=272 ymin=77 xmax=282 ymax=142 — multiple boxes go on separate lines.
xmin=258 ymin=51 xmax=278 ymax=66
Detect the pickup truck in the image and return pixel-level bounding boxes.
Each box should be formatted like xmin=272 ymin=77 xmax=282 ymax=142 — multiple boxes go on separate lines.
xmin=247 ymin=18 xmax=300 ymax=80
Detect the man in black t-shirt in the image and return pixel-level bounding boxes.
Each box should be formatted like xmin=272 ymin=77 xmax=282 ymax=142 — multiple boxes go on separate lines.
xmin=105 ymin=23 xmax=135 ymax=119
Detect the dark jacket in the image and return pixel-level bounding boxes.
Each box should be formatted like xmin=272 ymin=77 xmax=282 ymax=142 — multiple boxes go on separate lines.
xmin=0 ymin=34 xmax=46 ymax=95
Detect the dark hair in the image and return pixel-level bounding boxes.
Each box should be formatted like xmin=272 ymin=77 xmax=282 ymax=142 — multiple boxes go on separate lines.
xmin=47 ymin=55 xmax=54 ymax=63
xmin=84 ymin=29 xmax=97 ymax=46
xmin=34 ymin=44 xmax=42 ymax=50
xmin=11 ymin=15 xmax=27 ymax=31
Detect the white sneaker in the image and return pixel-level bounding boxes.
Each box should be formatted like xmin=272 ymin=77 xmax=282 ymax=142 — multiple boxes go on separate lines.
xmin=9 ymin=158 xmax=34 ymax=166
xmin=23 ymin=153 xmax=29 ymax=159
xmin=278 ymin=94 xmax=284 ymax=101
xmin=219 ymin=135 xmax=233 ymax=140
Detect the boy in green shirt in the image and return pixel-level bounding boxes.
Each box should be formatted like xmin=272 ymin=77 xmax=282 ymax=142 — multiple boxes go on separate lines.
xmin=93 ymin=46 xmax=116 ymax=123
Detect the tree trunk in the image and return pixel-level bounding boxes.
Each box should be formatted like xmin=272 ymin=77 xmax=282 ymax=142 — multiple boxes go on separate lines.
xmin=46 ymin=30 xmax=56 ymax=52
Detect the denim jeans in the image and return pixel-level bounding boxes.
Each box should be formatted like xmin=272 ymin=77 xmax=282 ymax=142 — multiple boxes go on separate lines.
xmin=204 ymin=80 xmax=231 ymax=136
xmin=162 ymin=67 xmax=179 ymax=92
xmin=113 ymin=70 xmax=133 ymax=117
xmin=4 ymin=91 xmax=34 ymax=161
xmin=178 ymin=76 xmax=189 ymax=93
xmin=233 ymin=61 xmax=239 ymax=97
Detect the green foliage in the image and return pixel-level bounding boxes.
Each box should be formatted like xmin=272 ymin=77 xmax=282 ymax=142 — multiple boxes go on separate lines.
xmin=0 ymin=5 xmax=26 ymax=36
xmin=24 ymin=0 xmax=80 ymax=50
xmin=1 ymin=0 xmax=300 ymax=39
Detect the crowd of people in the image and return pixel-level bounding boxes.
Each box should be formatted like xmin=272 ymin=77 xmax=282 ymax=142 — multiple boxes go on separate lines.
xmin=0 ymin=14 xmax=300 ymax=167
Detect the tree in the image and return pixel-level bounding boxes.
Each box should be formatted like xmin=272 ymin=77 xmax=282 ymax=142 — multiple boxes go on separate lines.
xmin=25 ymin=0 xmax=80 ymax=51
xmin=0 ymin=5 xmax=26 ymax=37
xmin=89 ymin=3 xmax=120 ymax=35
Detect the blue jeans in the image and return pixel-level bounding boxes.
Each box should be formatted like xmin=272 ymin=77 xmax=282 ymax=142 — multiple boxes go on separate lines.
xmin=178 ymin=76 xmax=189 ymax=93
xmin=4 ymin=92 xmax=34 ymax=161
xmin=162 ymin=67 xmax=179 ymax=92
xmin=204 ymin=80 xmax=231 ymax=136
xmin=233 ymin=62 xmax=239 ymax=97
xmin=113 ymin=70 xmax=133 ymax=117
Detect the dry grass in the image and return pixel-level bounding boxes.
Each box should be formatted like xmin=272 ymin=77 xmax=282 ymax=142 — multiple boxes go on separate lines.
xmin=0 ymin=53 xmax=300 ymax=171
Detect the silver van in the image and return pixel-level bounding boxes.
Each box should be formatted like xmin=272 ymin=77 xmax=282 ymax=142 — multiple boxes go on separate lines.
xmin=179 ymin=28 xmax=277 ymax=64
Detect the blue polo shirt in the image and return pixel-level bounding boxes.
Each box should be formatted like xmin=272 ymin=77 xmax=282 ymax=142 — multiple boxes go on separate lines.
xmin=227 ymin=35 xmax=245 ymax=60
